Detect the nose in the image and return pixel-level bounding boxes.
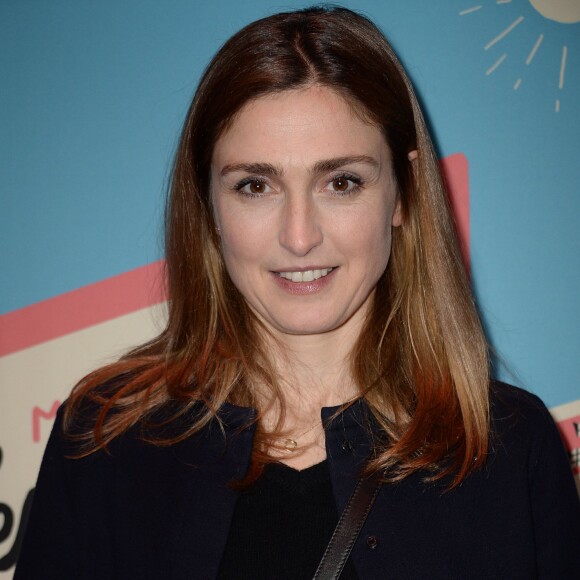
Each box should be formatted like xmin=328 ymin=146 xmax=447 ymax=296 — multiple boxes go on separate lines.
xmin=278 ymin=192 xmax=323 ymax=257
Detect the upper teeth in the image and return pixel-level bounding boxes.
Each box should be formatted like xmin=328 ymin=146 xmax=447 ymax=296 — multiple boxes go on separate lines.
xmin=278 ymin=268 xmax=333 ymax=282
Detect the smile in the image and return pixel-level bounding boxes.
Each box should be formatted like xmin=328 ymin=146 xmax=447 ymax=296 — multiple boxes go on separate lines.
xmin=277 ymin=268 xmax=334 ymax=282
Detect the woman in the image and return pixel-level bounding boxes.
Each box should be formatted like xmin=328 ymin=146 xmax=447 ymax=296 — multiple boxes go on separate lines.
xmin=16 ymin=6 xmax=580 ymax=579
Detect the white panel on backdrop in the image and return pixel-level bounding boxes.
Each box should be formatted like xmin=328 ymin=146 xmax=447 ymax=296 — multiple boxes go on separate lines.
xmin=0 ymin=304 xmax=165 ymax=576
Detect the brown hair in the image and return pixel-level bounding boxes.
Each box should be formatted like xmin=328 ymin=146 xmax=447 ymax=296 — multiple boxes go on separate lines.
xmin=66 ymin=6 xmax=489 ymax=485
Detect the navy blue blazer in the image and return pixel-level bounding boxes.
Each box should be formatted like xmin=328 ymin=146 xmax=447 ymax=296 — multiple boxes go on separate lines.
xmin=15 ymin=382 xmax=580 ymax=579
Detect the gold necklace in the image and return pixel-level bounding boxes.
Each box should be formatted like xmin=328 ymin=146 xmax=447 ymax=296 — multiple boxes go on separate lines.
xmin=281 ymin=420 xmax=321 ymax=452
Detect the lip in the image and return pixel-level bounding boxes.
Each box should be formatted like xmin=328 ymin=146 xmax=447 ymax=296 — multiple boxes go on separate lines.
xmin=270 ymin=266 xmax=338 ymax=295
xmin=272 ymin=266 xmax=335 ymax=273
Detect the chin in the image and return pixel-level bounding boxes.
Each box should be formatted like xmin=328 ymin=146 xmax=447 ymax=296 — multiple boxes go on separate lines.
xmin=269 ymin=313 xmax=347 ymax=337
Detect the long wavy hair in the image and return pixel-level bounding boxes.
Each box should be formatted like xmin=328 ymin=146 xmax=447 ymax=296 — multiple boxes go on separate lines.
xmin=66 ymin=6 xmax=489 ymax=485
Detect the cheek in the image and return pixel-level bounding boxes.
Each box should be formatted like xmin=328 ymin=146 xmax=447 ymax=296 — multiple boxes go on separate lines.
xmin=215 ymin=195 xmax=277 ymax=268
xmin=214 ymin=201 xmax=244 ymax=258
xmin=363 ymin=225 xmax=392 ymax=274
xmin=218 ymin=217 xmax=265 ymax=280
xmin=335 ymin=205 xmax=393 ymax=264
xmin=221 ymin=230 xmax=249 ymax=268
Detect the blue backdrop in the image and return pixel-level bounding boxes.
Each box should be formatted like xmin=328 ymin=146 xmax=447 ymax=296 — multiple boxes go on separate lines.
xmin=2 ymin=0 xmax=579 ymax=407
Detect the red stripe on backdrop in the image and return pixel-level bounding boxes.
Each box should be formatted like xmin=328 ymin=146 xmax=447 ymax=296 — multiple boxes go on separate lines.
xmin=0 ymin=154 xmax=469 ymax=358
xmin=440 ymin=153 xmax=470 ymax=270
xmin=0 ymin=260 xmax=166 ymax=357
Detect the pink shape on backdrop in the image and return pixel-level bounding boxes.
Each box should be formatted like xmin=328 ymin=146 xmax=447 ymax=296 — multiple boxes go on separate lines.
xmin=0 ymin=260 xmax=166 ymax=357
xmin=0 ymin=154 xmax=470 ymax=356
xmin=440 ymin=153 xmax=470 ymax=271
xmin=557 ymin=416 xmax=580 ymax=475
xmin=32 ymin=400 xmax=61 ymax=442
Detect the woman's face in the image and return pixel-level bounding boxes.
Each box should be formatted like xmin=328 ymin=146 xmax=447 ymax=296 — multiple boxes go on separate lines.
xmin=211 ymin=85 xmax=402 ymax=339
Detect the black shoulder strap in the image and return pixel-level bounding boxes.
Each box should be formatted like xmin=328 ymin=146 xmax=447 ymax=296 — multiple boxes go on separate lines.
xmin=313 ymin=471 xmax=383 ymax=580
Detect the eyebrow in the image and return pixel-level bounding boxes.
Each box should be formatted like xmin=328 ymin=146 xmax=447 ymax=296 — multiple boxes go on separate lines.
xmin=220 ymin=162 xmax=281 ymax=177
xmin=220 ymin=155 xmax=379 ymax=177
xmin=313 ymin=155 xmax=379 ymax=173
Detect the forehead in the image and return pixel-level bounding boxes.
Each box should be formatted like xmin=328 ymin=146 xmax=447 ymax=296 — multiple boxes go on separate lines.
xmin=212 ymin=85 xmax=388 ymax=165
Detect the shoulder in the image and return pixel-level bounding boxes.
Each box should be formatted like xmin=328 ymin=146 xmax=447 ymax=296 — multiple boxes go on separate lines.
xmin=489 ymin=380 xmax=554 ymax=430
xmin=490 ymin=379 xmax=547 ymax=411
xmin=487 ymin=380 xmax=573 ymax=485
xmin=51 ymin=398 xmax=255 ymax=472
xmin=489 ymin=380 xmax=556 ymax=439
xmin=487 ymin=384 xmax=580 ymax=575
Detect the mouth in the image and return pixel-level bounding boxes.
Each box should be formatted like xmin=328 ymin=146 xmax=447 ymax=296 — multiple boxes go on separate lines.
xmin=276 ymin=267 xmax=335 ymax=283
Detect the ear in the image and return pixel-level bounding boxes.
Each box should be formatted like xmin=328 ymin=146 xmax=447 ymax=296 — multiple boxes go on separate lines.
xmin=391 ymin=195 xmax=403 ymax=227
xmin=407 ymin=149 xmax=419 ymax=181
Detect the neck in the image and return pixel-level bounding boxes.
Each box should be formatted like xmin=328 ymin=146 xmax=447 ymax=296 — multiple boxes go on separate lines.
xmin=252 ymin=308 xmax=367 ymax=469
xmin=256 ymin=312 xmax=365 ymax=433
xmin=273 ymin=333 xmax=358 ymax=408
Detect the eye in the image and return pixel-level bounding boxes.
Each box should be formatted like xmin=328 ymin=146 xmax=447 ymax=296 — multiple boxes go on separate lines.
xmin=234 ymin=177 xmax=271 ymax=197
xmin=327 ymin=173 xmax=364 ymax=196
xmin=332 ymin=176 xmax=350 ymax=191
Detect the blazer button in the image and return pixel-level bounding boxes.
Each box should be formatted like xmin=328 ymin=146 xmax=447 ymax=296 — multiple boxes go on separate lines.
xmin=366 ymin=535 xmax=379 ymax=550
xmin=342 ymin=439 xmax=354 ymax=452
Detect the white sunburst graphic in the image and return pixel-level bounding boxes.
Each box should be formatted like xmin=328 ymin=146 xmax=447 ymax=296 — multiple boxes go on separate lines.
xmin=459 ymin=0 xmax=580 ymax=112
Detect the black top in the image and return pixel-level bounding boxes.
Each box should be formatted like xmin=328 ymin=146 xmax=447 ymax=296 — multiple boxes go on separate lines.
xmin=217 ymin=460 xmax=359 ymax=579
xmin=14 ymin=382 xmax=580 ymax=579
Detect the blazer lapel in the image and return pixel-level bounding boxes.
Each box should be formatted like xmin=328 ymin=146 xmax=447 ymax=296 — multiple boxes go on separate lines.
xmin=111 ymin=402 xmax=255 ymax=579
xmin=167 ymin=404 xmax=256 ymax=579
